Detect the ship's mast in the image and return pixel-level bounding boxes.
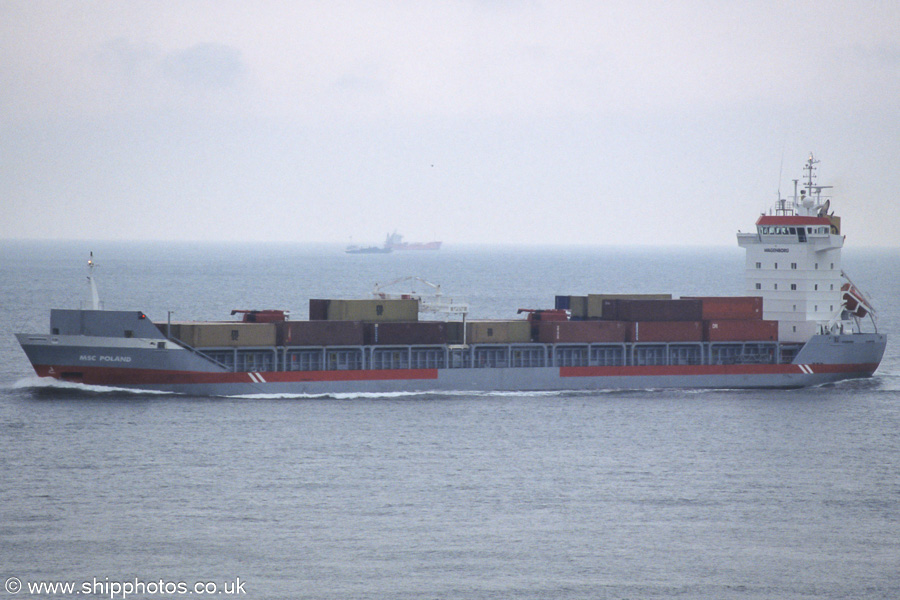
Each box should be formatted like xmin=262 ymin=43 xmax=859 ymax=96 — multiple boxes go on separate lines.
xmin=87 ymin=252 xmax=101 ymax=310
xmin=803 ymin=153 xmax=818 ymax=196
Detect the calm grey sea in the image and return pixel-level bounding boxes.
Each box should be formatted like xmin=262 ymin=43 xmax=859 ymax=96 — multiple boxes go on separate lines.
xmin=1 ymin=241 xmax=898 ymax=600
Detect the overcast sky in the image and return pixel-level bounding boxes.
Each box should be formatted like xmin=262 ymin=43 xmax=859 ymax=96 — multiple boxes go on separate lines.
xmin=2 ymin=1 xmax=899 ymax=246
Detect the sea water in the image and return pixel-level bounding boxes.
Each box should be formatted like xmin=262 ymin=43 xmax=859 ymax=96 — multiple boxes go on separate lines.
xmin=1 ymin=241 xmax=898 ymax=600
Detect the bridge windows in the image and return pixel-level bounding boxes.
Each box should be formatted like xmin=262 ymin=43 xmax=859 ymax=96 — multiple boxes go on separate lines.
xmin=758 ymin=226 xmax=795 ymax=235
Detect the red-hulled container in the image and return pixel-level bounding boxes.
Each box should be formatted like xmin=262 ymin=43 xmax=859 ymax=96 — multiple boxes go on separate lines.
xmin=520 ymin=309 xmax=569 ymax=322
xmin=627 ymin=321 xmax=703 ymax=342
xmin=364 ymin=321 xmax=448 ymax=345
xmin=704 ymin=319 xmax=778 ymax=341
xmin=232 ymin=309 xmax=288 ymax=323
xmin=601 ymin=299 xmax=619 ymax=320
xmin=684 ymin=296 xmax=763 ymax=320
xmin=278 ymin=320 xmax=365 ymax=346
xmin=537 ymin=320 xmax=626 ymax=343
xmin=615 ymin=299 xmax=703 ymax=322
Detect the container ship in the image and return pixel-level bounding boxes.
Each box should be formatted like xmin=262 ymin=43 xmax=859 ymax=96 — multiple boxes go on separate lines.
xmin=345 ymin=231 xmax=442 ymax=254
xmin=385 ymin=231 xmax=442 ymax=251
xmin=16 ymin=156 xmax=886 ymax=395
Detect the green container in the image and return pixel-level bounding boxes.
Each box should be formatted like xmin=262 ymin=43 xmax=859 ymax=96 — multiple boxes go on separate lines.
xmin=466 ymin=320 xmax=533 ymax=343
xmin=326 ymin=299 xmax=419 ymax=322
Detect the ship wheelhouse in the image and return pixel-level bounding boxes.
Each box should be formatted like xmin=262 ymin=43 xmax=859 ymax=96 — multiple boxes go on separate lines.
xmin=737 ymin=154 xmax=872 ymax=343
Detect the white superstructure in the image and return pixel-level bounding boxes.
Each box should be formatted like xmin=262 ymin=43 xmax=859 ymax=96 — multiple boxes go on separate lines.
xmin=737 ymin=154 xmax=866 ymax=343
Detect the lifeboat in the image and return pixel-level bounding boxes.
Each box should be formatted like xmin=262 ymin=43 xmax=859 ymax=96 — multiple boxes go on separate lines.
xmin=842 ymin=283 xmax=869 ymax=318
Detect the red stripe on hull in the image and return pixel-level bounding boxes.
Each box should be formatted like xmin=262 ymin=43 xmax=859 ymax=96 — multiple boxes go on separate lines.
xmin=35 ymin=365 xmax=439 ymax=386
xmin=559 ymin=363 xmax=880 ymax=377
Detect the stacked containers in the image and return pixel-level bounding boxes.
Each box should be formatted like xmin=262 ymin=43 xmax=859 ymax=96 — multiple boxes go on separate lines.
xmin=308 ymin=299 xmax=329 ymax=321
xmin=684 ymin=296 xmax=763 ymax=320
xmin=365 ymin=322 xmax=449 ymax=345
xmin=536 ymin=320 xmax=626 ymax=343
xmin=588 ymin=294 xmax=672 ymax=320
xmin=607 ymin=299 xmax=703 ymax=322
xmin=554 ymin=295 xmax=571 ymax=310
xmin=467 ymin=320 xmax=532 ymax=343
xmin=523 ymin=309 xmax=568 ymax=322
xmin=682 ymin=296 xmax=778 ymax=341
xmin=445 ymin=321 xmax=465 ymax=344
xmin=234 ymin=309 xmax=287 ymax=323
xmin=704 ymin=320 xmax=778 ymax=341
xmin=628 ymin=321 xmax=703 ymax=343
xmin=169 ymin=322 xmax=277 ymax=348
xmin=568 ymin=296 xmax=588 ymax=320
xmin=309 ymin=299 xmax=419 ymax=322
xmin=559 ymin=294 xmax=673 ymax=320
xmin=277 ymin=321 xmax=365 ymax=346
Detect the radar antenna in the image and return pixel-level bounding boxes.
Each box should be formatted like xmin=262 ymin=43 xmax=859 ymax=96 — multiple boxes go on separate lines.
xmin=803 ymin=152 xmax=821 ymax=196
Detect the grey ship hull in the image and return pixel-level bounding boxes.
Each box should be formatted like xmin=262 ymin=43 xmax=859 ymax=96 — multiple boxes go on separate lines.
xmin=15 ymin=310 xmax=886 ymax=396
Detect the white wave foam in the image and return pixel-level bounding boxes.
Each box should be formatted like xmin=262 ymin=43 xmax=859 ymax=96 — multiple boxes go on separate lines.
xmin=10 ymin=377 xmax=174 ymax=395
xmin=227 ymin=388 xmax=621 ymax=400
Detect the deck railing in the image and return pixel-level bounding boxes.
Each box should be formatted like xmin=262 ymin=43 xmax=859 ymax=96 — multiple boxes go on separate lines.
xmin=189 ymin=341 xmax=789 ymax=373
